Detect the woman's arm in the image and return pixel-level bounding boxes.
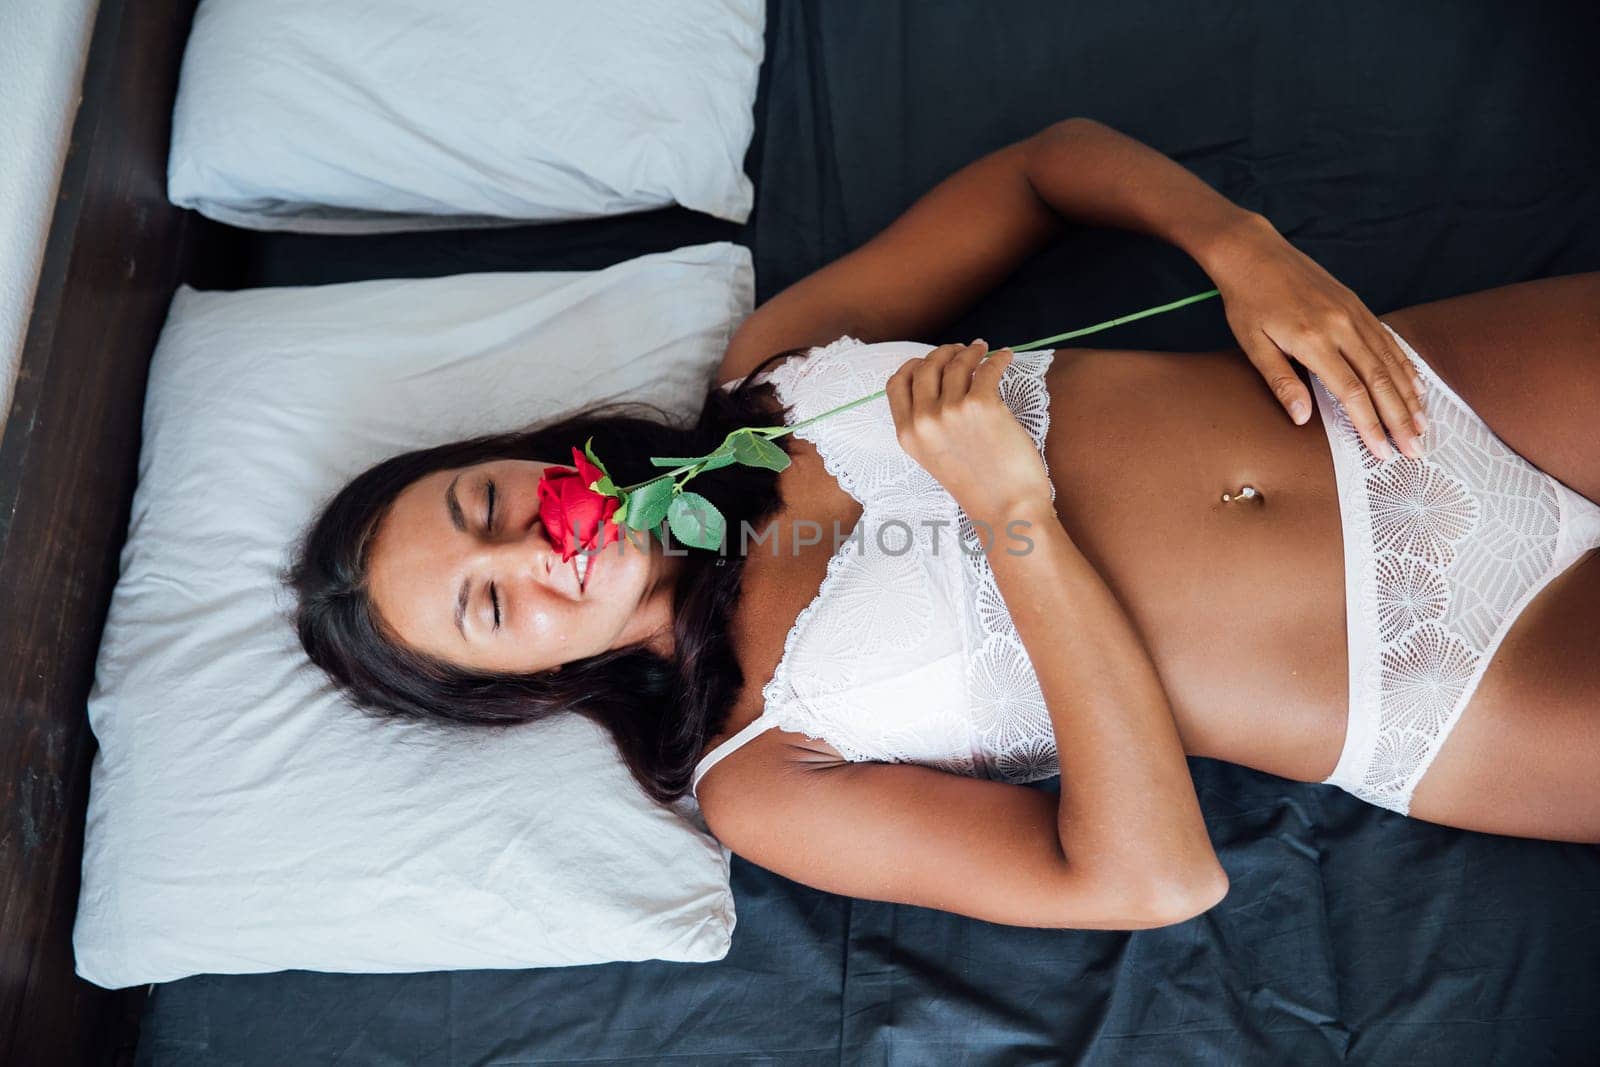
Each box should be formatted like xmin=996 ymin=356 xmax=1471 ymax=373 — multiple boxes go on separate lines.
xmin=696 ymin=342 xmax=1226 ymax=929
xmin=887 ymin=340 xmax=1225 ymax=899
xmin=988 ymin=499 xmax=1222 ymax=895
xmin=722 ymin=117 xmax=1426 ymax=459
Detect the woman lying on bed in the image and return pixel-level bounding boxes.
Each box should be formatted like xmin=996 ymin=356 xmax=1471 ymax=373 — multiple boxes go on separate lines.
xmin=292 ymin=118 xmax=1600 ymax=930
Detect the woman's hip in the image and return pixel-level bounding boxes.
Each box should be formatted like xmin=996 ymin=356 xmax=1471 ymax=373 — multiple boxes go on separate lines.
xmin=1310 ymin=321 xmax=1600 ymax=822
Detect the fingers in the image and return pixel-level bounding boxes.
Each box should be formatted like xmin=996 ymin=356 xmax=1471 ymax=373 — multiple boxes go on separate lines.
xmin=971 ymin=345 xmax=1014 ymax=396
xmin=1357 ymin=318 xmax=1428 ymax=433
xmin=1315 ymin=301 xmax=1425 ymax=457
xmin=1239 ymin=330 xmax=1315 ymax=426
xmin=1325 ymin=312 xmax=1424 ymax=458
xmin=1376 ymin=321 xmax=1425 ymax=395
xmin=1321 ymin=352 xmax=1394 ymax=461
xmin=888 ymin=341 xmax=974 ymax=435
xmin=1257 ymin=321 xmax=1412 ymax=461
xmin=935 ymin=340 xmax=1009 ymax=408
xmin=1228 ymin=260 xmax=1430 ymax=459
xmin=1341 ymin=338 xmax=1423 ymax=459
xmin=900 ymin=340 xmax=997 ymax=411
xmin=910 ymin=342 xmax=962 ymax=409
xmin=886 ymin=355 xmax=916 ymax=433
xmin=941 ymin=339 xmax=990 ymax=404
xmin=889 ymin=340 xmax=1006 ymax=444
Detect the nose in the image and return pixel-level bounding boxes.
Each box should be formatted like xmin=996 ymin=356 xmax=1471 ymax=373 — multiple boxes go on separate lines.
xmin=476 ymin=514 xmax=558 ymax=583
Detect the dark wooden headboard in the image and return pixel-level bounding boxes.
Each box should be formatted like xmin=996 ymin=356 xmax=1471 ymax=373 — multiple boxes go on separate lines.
xmin=0 ymin=0 xmax=206 ymax=1062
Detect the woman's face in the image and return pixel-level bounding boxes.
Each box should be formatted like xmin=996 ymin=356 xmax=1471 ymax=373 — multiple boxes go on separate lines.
xmin=366 ymin=458 xmax=673 ymax=674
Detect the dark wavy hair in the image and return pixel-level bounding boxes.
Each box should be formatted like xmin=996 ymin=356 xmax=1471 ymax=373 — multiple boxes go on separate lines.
xmin=288 ymin=350 xmax=801 ymax=804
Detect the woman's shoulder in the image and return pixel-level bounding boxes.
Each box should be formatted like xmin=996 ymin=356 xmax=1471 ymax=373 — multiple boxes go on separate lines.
xmin=719 ymin=335 xmax=934 ymax=391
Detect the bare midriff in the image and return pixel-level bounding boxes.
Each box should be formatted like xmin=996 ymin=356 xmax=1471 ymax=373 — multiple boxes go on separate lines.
xmin=716 ymin=344 xmax=1353 ymax=785
xmin=1042 ymin=346 xmax=1349 ymax=782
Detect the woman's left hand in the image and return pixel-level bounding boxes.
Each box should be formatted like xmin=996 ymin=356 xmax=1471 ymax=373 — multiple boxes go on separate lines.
xmin=1204 ymin=215 xmax=1428 ymax=460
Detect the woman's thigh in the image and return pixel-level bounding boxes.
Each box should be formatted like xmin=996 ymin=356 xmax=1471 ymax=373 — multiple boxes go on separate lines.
xmin=1406 ymin=549 xmax=1600 ymax=843
xmin=1376 ymin=272 xmax=1600 ymax=840
xmin=1382 ymin=271 xmax=1600 ymax=501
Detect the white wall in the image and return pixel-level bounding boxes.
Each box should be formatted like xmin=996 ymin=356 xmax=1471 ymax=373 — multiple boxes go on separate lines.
xmin=0 ymin=0 xmax=101 ymax=431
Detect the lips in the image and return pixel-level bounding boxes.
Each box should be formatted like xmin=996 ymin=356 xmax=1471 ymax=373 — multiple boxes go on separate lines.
xmin=574 ymin=547 xmax=600 ymax=594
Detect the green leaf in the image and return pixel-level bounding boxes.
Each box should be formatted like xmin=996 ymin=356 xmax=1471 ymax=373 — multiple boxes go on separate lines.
xmin=667 ymin=492 xmax=725 ymax=550
xmin=611 ymin=496 xmax=630 ymax=527
xmin=589 ymin=474 xmax=617 ymax=496
xmin=624 ymin=478 xmax=674 ymax=531
xmin=730 ymin=432 xmax=790 ymax=471
xmin=649 ymin=455 xmax=703 ymax=468
xmin=582 ymin=436 xmax=610 ymax=477
xmin=697 ymin=448 xmax=737 ymax=474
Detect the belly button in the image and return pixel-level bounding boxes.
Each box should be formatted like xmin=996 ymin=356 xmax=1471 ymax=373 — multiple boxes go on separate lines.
xmin=1220 ymin=484 xmax=1264 ymax=505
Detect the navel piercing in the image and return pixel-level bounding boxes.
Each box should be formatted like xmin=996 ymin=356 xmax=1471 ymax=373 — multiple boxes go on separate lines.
xmin=1221 ymin=485 xmax=1261 ymax=504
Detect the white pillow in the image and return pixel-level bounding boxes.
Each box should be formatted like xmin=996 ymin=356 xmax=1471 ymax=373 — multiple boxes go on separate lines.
xmin=74 ymin=243 xmax=754 ymax=989
xmin=168 ymin=0 xmax=764 ymax=232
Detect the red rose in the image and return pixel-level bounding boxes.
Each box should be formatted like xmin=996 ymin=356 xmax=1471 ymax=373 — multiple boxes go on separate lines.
xmin=537 ymin=447 xmax=622 ymax=561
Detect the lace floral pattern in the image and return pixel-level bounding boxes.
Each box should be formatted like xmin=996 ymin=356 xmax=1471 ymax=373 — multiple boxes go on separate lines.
xmin=704 ymin=326 xmax=1600 ymax=809
xmin=1314 ymin=323 xmax=1600 ymax=813
xmin=756 ymin=336 xmax=1060 ymax=783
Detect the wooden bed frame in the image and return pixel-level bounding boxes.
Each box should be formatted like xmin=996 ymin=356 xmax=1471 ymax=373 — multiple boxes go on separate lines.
xmin=0 ymin=7 xmax=726 ymax=1059
xmin=0 ymin=1 xmax=215 ymax=1061
xmin=2 ymin=3 xmax=1594 ymax=1064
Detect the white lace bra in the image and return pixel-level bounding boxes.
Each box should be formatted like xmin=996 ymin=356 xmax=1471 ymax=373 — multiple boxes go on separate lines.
xmin=691 ymin=336 xmax=1060 ymax=798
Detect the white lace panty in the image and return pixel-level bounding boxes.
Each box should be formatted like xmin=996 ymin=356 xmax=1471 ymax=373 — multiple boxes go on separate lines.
xmin=1312 ymin=323 xmax=1600 ymax=814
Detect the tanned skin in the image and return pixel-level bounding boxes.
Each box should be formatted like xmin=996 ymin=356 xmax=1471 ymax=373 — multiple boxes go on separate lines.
xmin=687 ymin=119 xmax=1599 ymax=928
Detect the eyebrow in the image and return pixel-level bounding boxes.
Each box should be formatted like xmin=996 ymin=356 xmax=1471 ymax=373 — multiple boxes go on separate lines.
xmin=445 ymin=473 xmax=467 ymax=533
xmin=445 ymin=473 xmax=469 ymax=640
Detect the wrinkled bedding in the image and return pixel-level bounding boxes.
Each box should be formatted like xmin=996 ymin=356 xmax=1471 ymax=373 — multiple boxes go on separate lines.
xmin=140 ymin=1 xmax=1600 ymax=1062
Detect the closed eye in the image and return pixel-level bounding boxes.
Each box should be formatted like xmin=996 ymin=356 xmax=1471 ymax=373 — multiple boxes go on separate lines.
xmin=484 ymin=481 xmax=500 ymax=632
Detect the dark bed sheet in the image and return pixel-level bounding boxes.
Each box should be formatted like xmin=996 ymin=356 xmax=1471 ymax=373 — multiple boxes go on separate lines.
xmin=140 ymin=1 xmax=1600 ymax=1063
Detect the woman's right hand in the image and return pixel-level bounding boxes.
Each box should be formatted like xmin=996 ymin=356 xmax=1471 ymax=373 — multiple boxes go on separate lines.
xmin=885 ymin=341 xmax=1053 ymax=525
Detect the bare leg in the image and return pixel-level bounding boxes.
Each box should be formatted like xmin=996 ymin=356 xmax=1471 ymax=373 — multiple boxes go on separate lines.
xmin=1376 ymin=273 xmax=1600 ymax=841
xmin=1384 ymin=271 xmax=1600 ymax=500
xmin=1407 ymin=551 xmax=1600 ymax=842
